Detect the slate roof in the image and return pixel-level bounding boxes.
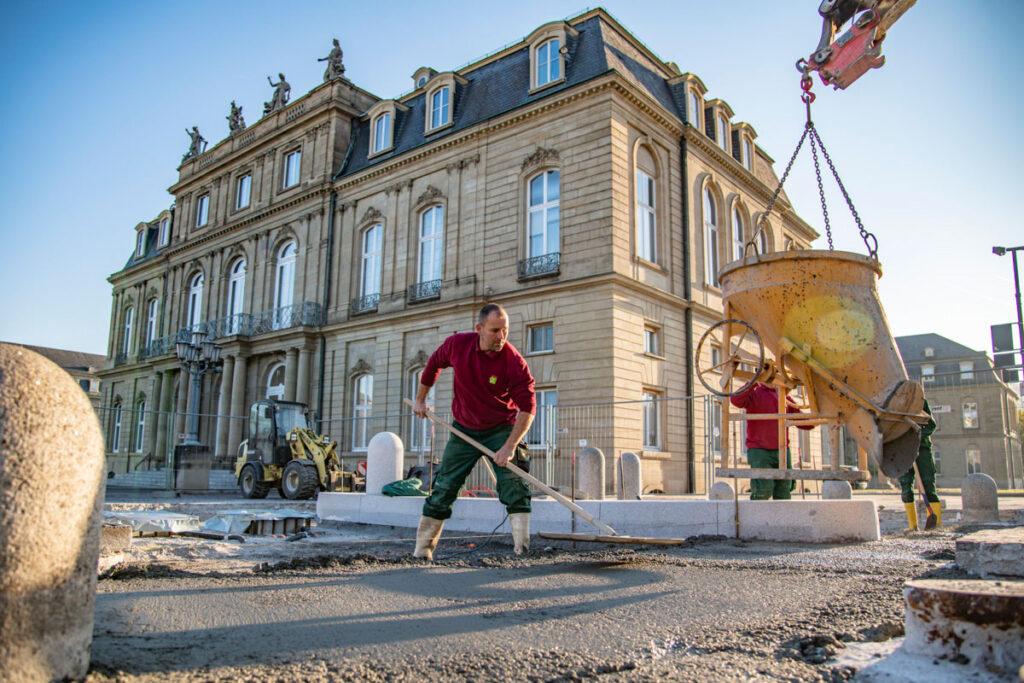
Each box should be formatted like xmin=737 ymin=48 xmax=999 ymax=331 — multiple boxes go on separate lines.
xmin=895 ymin=333 xmax=987 ymax=363
xmin=338 ymin=14 xmax=685 ymax=180
xmin=2 ymin=342 xmax=105 ymax=370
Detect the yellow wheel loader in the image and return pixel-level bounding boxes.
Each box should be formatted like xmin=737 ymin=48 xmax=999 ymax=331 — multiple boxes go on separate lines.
xmin=234 ymin=399 xmax=352 ymax=499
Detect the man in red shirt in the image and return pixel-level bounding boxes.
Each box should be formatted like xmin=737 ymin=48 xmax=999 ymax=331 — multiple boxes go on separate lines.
xmin=730 ymin=382 xmax=813 ymax=500
xmin=411 ymin=304 xmax=536 ymax=559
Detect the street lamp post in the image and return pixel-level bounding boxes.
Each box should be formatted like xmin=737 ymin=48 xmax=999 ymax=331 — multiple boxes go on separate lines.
xmin=992 ymin=245 xmax=1024 ymax=380
xmin=175 ymin=330 xmax=222 ymax=446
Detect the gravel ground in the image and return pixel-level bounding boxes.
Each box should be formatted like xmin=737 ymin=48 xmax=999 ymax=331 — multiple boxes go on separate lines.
xmin=83 ymin=494 xmax=1003 ymax=683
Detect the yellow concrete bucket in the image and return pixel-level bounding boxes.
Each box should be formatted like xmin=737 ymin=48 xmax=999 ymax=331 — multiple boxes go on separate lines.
xmin=719 ymin=249 xmax=924 ymax=478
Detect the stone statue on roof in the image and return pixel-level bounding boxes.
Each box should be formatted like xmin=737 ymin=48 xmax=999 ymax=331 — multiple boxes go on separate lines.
xmin=263 ymin=73 xmax=291 ymax=116
xmin=226 ymin=101 xmax=246 ymax=135
xmin=183 ymin=126 xmax=207 ymax=161
xmin=318 ymin=39 xmax=345 ymax=81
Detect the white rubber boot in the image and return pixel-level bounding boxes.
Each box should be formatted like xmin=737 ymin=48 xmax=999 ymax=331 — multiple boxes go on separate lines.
xmin=412 ymin=516 xmax=444 ymax=560
xmin=510 ymin=512 xmax=530 ymax=555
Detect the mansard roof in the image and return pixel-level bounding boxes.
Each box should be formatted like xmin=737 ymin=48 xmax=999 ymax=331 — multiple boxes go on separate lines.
xmin=895 ymin=333 xmax=988 ymax=363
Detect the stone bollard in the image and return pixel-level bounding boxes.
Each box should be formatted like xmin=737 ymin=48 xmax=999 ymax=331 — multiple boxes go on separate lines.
xmin=709 ymin=481 xmax=734 ymax=500
xmin=0 ymin=344 xmax=105 ymax=682
xmin=578 ymin=447 xmax=605 ymax=500
xmin=961 ymin=473 xmax=999 ymax=523
xmin=822 ymin=480 xmax=853 ymax=500
xmin=365 ymin=432 xmax=404 ymax=495
xmin=619 ymin=452 xmax=642 ymax=499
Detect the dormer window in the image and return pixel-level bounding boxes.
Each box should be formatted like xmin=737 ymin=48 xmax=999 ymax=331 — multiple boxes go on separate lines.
xmin=527 ymin=22 xmax=576 ymax=93
xmin=429 ymin=86 xmax=449 ymax=130
xmin=422 ymin=73 xmax=464 ymax=135
xmin=417 ymin=76 xmax=427 ymax=88
xmin=717 ymin=114 xmax=729 ymax=152
xmin=688 ymin=89 xmax=702 ymax=129
xmin=924 ymin=347 xmax=934 ymax=357
xmin=158 ymin=217 xmax=170 ymax=247
xmin=366 ymin=100 xmax=407 ymax=158
xmin=135 ymin=229 xmax=145 ymax=257
xmin=743 ymin=138 xmax=753 ymax=171
xmin=373 ymin=112 xmax=391 ymax=154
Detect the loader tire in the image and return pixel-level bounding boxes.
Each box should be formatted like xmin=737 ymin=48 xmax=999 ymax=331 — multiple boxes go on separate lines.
xmin=282 ymin=460 xmax=319 ymax=500
xmin=239 ymin=464 xmax=270 ymax=499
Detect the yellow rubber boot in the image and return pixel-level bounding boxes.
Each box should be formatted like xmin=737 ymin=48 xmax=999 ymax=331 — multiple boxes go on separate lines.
xmin=904 ymin=502 xmax=918 ymax=531
xmin=932 ymin=502 xmax=942 ymax=529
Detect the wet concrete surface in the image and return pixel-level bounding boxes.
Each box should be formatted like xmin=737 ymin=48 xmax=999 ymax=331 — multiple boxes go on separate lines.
xmin=87 ymin=488 xmax=1023 ymax=682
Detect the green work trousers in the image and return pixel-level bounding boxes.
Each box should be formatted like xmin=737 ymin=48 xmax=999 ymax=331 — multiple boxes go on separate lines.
xmin=422 ymin=421 xmax=531 ymax=520
xmin=747 ymin=447 xmax=794 ymax=500
xmin=898 ymin=448 xmax=939 ymax=504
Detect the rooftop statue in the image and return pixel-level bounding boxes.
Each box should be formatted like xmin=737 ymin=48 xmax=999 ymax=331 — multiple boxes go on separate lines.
xmin=263 ymin=73 xmax=291 ymax=116
xmin=183 ymin=126 xmax=207 ymax=161
xmin=227 ymin=100 xmax=246 ymax=135
xmin=318 ymin=39 xmax=345 ymax=81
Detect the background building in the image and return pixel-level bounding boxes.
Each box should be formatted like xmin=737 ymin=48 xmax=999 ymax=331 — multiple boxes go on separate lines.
xmin=97 ymin=8 xmax=821 ymax=493
xmin=2 ymin=342 xmax=103 ymax=410
xmin=896 ymin=333 xmax=1022 ymax=489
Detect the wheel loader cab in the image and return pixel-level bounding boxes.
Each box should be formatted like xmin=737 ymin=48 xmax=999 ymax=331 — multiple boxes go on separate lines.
xmin=248 ymin=400 xmax=310 ymax=467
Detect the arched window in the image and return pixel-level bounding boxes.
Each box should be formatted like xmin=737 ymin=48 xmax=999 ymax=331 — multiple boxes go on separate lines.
xmin=228 ymin=257 xmax=246 ymax=334
xmin=145 ymin=298 xmax=158 ymax=347
xmin=527 ymin=170 xmax=559 ymax=258
xmin=703 ymin=188 xmax=719 ymax=286
xmin=266 ymin=363 xmax=285 ymax=400
xmin=428 ymin=86 xmax=450 ymax=130
xmin=187 ymin=273 xmax=204 ymax=330
xmin=121 ymin=305 xmax=134 ymax=355
xmin=134 ymin=398 xmax=146 ymax=453
xmin=536 ymin=38 xmax=560 ymax=87
xmin=409 ymin=368 xmax=435 ymax=453
xmin=635 ymin=146 xmax=657 ymax=263
xmin=688 ymin=89 xmax=702 ymax=129
xmin=758 ymin=224 xmax=769 ymax=254
xmin=352 ymin=374 xmax=373 ymax=451
xmin=418 ymin=206 xmax=444 ymax=284
xmin=732 ymin=207 xmax=745 ymax=262
xmin=360 ymin=224 xmax=382 ymax=298
xmin=110 ymin=401 xmax=122 ymax=453
xmin=372 ymin=112 xmax=391 ymax=154
xmin=273 ymin=242 xmax=295 ymax=330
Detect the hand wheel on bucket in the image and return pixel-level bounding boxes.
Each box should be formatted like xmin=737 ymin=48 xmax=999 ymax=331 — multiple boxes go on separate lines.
xmin=695 ymin=319 xmax=765 ymax=397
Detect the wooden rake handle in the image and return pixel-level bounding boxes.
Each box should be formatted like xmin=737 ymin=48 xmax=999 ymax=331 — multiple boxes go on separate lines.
xmin=402 ymin=398 xmax=617 ymax=536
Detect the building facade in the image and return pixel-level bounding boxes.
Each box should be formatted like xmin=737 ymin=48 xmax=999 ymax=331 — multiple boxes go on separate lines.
xmin=2 ymin=343 xmax=104 ymax=410
xmin=896 ymin=333 xmax=1023 ymax=489
xmin=98 ymin=9 xmax=820 ymax=493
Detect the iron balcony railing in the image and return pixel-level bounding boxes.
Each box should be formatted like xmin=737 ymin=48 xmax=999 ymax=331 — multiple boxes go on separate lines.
xmin=517 ymin=252 xmax=560 ymax=280
xmin=407 ymin=279 xmax=441 ymax=302
xmin=351 ymin=293 xmax=380 ymax=315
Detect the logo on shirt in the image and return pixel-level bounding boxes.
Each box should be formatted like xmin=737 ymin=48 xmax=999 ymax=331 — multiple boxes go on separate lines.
xmin=489 ymin=375 xmax=497 ymax=385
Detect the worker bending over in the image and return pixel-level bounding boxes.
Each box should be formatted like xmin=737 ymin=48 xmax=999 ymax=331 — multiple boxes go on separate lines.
xmin=730 ymin=382 xmax=813 ymax=500
xmin=412 ymin=304 xmax=536 ymax=559
xmin=898 ymin=400 xmax=940 ymax=530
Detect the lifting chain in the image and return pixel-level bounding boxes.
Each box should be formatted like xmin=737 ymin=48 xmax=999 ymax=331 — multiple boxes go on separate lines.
xmin=747 ymin=64 xmax=878 ymax=260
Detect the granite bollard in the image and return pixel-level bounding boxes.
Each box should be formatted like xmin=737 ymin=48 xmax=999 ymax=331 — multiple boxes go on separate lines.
xmin=619 ymin=452 xmax=642 ymax=499
xmin=578 ymin=447 xmax=605 ymax=500
xmin=365 ymin=432 xmax=404 ymax=495
xmin=961 ymin=473 xmax=999 ymax=523
xmin=0 ymin=344 xmax=105 ymax=682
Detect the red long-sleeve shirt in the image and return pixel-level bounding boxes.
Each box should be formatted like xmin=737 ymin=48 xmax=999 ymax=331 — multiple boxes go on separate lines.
xmin=730 ymin=383 xmax=812 ymax=450
xmin=421 ymin=332 xmax=536 ymax=430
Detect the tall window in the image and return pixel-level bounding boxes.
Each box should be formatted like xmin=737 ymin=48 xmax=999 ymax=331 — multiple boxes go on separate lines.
xmin=536 ymin=38 xmax=560 ymax=87
xmin=134 ymin=399 xmax=146 ymax=453
xmin=717 ymin=114 xmax=729 ymax=152
xmin=418 ymin=206 xmax=444 ymax=283
xmin=159 ymin=218 xmax=170 ymax=247
xmin=111 ymin=402 xmax=122 ymax=453
xmin=703 ymin=188 xmax=719 ymax=286
xmin=195 ymin=194 xmax=209 ymax=227
xmin=732 ymin=207 xmax=745 ymax=261
xmin=966 ymin=447 xmax=981 ymax=474
xmin=527 ymin=388 xmax=557 ymax=448
xmin=274 ymin=243 xmax=295 ymax=329
xmin=429 ymin=86 xmax=450 ymax=129
xmin=743 ymin=138 xmax=754 ymax=171
xmin=960 ymin=361 xmax=974 ymax=381
xmin=352 ymin=374 xmax=373 ymax=450
xmin=409 ymin=369 xmax=435 ymax=453
xmin=228 ymin=258 xmax=246 ymax=334
xmin=235 ymin=174 xmax=251 ymax=210
xmin=283 ymin=150 xmax=301 ymax=188
xmin=757 ymin=225 xmax=768 ymax=254
xmin=187 ymin=273 xmax=204 ymax=330
xmin=688 ymin=90 xmax=702 ymax=129
xmin=527 ymin=323 xmax=554 ymax=354
xmin=145 ymin=298 xmax=158 ymax=346
xmin=642 ymin=391 xmax=661 ymax=449
xmin=636 ymin=169 xmax=656 ymax=262
xmin=528 ymin=170 xmax=559 ymax=258
xmin=921 ymin=364 xmax=935 ymax=383
xmin=266 ymin=363 xmax=285 ymax=400
xmin=135 ymin=230 xmax=145 ymax=257
xmin=962 ymin=402 xmax=979 ymax=429
xmin=361 ymin=224 xmax=382 ymax=298
xmin=933 ymin=447 xmax=942 ymax=475
xmin=644 ymin=325 xmax=660 ymax=355
xmin=372 ymin=112 xmax=391 ymax=153
xmin=121 ymin=306 xmax=134 ymax=355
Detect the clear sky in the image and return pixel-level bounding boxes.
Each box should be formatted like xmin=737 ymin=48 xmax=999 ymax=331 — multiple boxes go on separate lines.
xmin=1 ymin=1 xmax=1021 ymax=358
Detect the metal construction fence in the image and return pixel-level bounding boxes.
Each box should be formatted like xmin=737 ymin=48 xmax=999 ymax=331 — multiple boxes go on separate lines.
xmin=95 ymin=394 xmax=848 ymax=495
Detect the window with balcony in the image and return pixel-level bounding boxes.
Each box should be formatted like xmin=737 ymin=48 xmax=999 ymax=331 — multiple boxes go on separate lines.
xmin=521 ymin=169 xmax=560 ymax=279
xmin=134 ymin=399 xmax=146 ymax=453
xmin=235 ymin=173 xmax=251 ymax=210
xmin=962 ymin=402 xmax=979 ymax=429
xmin=352 ymin=374 xmax=373 ymax=451
xmin=428 ymin=86 xmax=450 ymax=131
xmin=228 ymin=258 xmax=246 ymax=334
xmin=283 ymin=150 xmax=301 ymax=188
xmin=187 ymin=273 xmax=204 ymax=331
xmin=643 ymin=390 xmax=662 ymax=450
xmin=356 ymin=224 xmax=382 ymax=312
xmin=636 ymin=168 xmax=657 ymax=263
xmin=195 ymin=194 xmax=209 ymax=227
xmin=372 ymin=112 xmax=392 ymax=154
xmin=703 ymin=188 xmax=719 ymax=287
xmin=145 ymin=298 xmax=158 ymax=346
xmin=414 ymin=206 xmax=443 ymax=300
xmin=535 ymin=38 xmax=560 ymax=88
xmin=527 ymin=323 xmax=553 ymax=354
xmin=527 ymin=388 xmax=557 ymax=449
xmin=732 ymin=207 xmax=745 ymax=262
xmin=121 ymin=305 xmax=134 ymax=356
xmin=960 ymin=361 xmax=974 ymax=381
xmin=272 ymin=243 xmax=295 ymax=330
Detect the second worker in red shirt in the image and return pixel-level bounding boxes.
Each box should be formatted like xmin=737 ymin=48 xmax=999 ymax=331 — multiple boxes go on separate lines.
xmin=411 ymin=304 xmax=536 ymax=559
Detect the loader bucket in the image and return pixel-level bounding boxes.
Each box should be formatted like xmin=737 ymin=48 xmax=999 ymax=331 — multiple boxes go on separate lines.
xmin=719 ymin=250 xmax=923 ymax=477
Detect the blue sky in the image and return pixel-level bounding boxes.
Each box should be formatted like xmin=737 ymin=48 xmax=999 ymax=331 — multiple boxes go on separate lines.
xmin=1 ymin=1 xmax=1021 ymax=359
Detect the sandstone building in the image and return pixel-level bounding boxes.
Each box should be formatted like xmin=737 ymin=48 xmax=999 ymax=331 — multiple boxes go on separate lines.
xmin=97 ymin=8 xmax=819 ymax=493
